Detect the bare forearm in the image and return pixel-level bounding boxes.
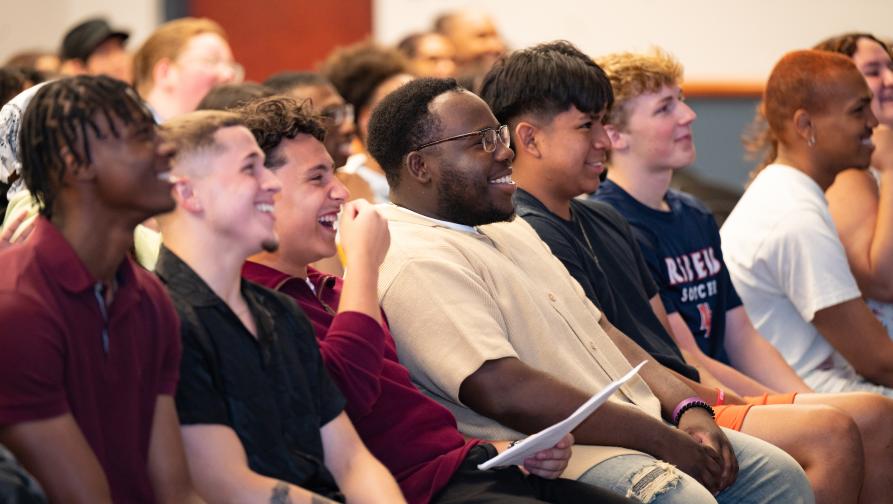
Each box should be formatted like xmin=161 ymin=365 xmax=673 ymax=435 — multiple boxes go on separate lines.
xmin=725 ymin=336 xmax=810 ymax=393
xmin=693 ymin=353 xmax=778 ymax=396
xmin=867 ymin=168 xmax=893 ymax=298
xmin=460 ymin=357 xmax=675 ymax=458
xmin=331 ymin=453 xmax=405 ymax=504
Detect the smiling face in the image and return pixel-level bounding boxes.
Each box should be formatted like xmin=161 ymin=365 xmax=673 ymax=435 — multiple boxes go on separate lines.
xmin=90 ymin=110 xmax=177 ymax=219
xmin=187 ymin=126 xmax=282 ymax=253
xmin=533 ymin=105 xmax=611 ymax=198
xmin=851 ymin=37 xmax=893 ymax=127
xmin=616 ymin=84 xmax=697 ymax=172
xmin=811 ymin=68 xmax=878 ymax=173
xmin=268 ymin=133 xmax=348 ymax=265
xmin=422 ymin=90 xmax=515 ymax=225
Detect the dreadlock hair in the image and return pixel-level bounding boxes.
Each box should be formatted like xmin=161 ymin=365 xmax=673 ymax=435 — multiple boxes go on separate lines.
xmin=235 ymin=96 xmax=326 ymax=169
xmin=20 ymin=75 xmax=153 ymax=219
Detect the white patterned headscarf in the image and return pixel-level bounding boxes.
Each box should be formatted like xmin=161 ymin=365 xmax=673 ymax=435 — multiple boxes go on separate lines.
xmin=0 ymin=81 xmax=51 ymax=200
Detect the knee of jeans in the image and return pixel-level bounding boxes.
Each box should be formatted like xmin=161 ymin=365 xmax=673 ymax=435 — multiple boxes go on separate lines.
xmin=625 ymin=460 xmax=683 ymax=503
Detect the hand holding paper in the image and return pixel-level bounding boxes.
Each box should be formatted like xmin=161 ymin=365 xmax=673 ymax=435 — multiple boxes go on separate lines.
xmin=478 ymin=361 xmax=647 ymax=471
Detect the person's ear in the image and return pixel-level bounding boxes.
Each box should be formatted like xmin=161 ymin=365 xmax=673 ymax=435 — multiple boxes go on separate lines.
xmin=59 ymin=146 xmax=95 ymax=183
xmin=405 ymin=151 xmax=431 ymax=184
xmin=793 ymin=109 xmax=814 ymax=146
xmin=152 ymin=58 xmax=174 ymax=89
xmin=514 ymin=121 xmax=542 ymax=158
xmin=604 ymin=123 xmax=629 ymax=151
xmin=173 ymin=178 xmax=202 ymax=213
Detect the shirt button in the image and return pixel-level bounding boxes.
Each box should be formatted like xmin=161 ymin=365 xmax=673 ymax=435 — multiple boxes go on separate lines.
xmin=548 ymin=293 xmax=557 ymax=302
xmin=589 ymin=342 xmax=598 ymax=351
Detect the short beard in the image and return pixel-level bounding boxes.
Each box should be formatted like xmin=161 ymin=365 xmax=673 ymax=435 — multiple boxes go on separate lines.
xmin=261 ymin=238 xmax=279 ymax=253
xmin=436 ymin=169 xmax=515 ymax=227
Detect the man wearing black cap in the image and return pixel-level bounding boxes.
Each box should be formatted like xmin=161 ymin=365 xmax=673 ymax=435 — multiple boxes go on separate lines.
xmin=59 ymin=17 xmax=131 ymax=83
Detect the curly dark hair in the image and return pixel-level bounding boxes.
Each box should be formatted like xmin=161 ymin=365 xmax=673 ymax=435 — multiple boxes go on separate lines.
xmin=480 ymin=41 xmax=613 ymax=126
xmin=367 ymin=77 xmax=462 ymax=187
xmin=20 ymin=75 xmax=154 ymax=218
xmin=236 ymin=96 xmax=326 ymax=168
xmin=320 ymin=41 xmax=408 ymax=117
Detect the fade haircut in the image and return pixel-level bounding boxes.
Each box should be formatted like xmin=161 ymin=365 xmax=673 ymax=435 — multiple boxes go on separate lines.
xmin=20 ymin=75 xmax=154 ymax=218
xmin=132 ymin=17 xmax=226 ymax=97
xmin=481 ymin=41 xmax=613 ymax=127
xmin=236 ymin=96 xmax=326 ymax=169
xmin=163 ymin=110 xmax=244 ymax=169
xmin=366 ymin=77 xmax=462 ymax=187
xmin=763 ymin=50 xmax=860 ymax=139
xmin=743 ymin=50 xmax=862 ymax=180
xmin=197 ymin=82 xmax=276 ymax=111
xmin=263 ymin=71 xmax=330 ymax=93
xmin=321 ymin=41 xmax=408 ymax=116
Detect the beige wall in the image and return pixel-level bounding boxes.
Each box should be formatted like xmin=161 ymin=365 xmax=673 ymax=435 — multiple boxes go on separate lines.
xmin=374 ymin=0 xmax=893 ymax=82
xmin=0 ymin=0 xmax=159 ymax=63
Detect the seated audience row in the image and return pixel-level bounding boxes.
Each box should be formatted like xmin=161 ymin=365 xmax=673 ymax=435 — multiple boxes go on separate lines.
xmin=1 ymin=12 xmax=891 ymax=504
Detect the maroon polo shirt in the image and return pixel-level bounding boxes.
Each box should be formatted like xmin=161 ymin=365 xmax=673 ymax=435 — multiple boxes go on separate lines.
xmin=0 ymin=217 xmax=181 ymax=503
xmin=242 ymin=261 xmax=477 ymax=504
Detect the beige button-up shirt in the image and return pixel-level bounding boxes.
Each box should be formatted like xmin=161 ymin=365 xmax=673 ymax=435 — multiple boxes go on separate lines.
xmin=378 ymin=205 xmax=663 ymax=475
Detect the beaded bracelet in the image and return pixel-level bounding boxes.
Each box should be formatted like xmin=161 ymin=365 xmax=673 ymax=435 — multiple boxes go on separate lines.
xmin=671 ymin=397 xmax=715 ymax=426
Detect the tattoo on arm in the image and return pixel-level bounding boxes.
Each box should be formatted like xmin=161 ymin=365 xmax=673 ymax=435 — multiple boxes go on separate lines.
xmin=270 ymin=482 xmax=290 ymax=504
xmin=270 ymin=481 xmax=338 ymax=504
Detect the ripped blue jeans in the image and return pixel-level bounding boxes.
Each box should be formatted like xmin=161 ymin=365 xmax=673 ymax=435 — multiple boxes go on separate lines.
xmin=577 ymin=428 xmax=814 ymax=504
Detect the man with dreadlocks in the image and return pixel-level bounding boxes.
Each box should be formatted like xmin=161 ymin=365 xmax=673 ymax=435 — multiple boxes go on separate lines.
xmin=0 ymin=75 xmax=201 ymax=503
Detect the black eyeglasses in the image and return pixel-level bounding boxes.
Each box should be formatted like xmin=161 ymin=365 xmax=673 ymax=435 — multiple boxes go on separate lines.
xmin=415 ymin=124 xmax=510 ymax=153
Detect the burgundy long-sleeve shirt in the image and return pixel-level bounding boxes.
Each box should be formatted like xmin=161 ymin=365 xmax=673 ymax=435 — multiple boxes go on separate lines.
xmin=242 ymin=262 xmax=477 ymax=504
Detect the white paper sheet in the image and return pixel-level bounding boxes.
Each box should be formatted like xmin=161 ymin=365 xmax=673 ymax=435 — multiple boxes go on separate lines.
xmin=477 ymin=360 xmax=647 ymax=470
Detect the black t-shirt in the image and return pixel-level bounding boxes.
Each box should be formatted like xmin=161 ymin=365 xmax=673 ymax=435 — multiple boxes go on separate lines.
xmin=594 ymin=181 xmax=742 ymax=365
xmin=155 ymin=247 xmax=346 ymax=501
xmin=514 ymin=189 xmax=699 ymax=382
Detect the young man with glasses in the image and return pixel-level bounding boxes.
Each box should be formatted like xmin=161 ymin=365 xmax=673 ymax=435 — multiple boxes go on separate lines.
xmin=367 ymin=75 xmax=813 ymax=504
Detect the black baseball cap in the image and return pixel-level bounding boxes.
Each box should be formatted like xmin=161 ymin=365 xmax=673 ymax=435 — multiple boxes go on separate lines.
xmin=60 ymin=18 xmax=129 ymax=61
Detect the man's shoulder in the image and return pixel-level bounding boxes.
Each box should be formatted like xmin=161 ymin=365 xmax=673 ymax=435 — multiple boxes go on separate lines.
xmin=666 ymin=189 xmax=713 ymax=218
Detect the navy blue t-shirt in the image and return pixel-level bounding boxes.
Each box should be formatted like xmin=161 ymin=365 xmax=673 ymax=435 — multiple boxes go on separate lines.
xmin=593 ymin=180 xmax=742 ymax=365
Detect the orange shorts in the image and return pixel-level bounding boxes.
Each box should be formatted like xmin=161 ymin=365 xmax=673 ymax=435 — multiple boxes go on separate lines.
xmin=712 ymin=392 xmax=798 ymax=431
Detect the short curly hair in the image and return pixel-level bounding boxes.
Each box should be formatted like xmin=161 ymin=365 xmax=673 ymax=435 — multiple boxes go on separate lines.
xmin=597 ymin=48 xmax=684 ymax=131
xmin=321 ymin=41 xmax=408 ymax=117
xmin=236 ymin=96 xmax=326 ymax=168
xmin=367 ymin=77 xmax=461 ymax=188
